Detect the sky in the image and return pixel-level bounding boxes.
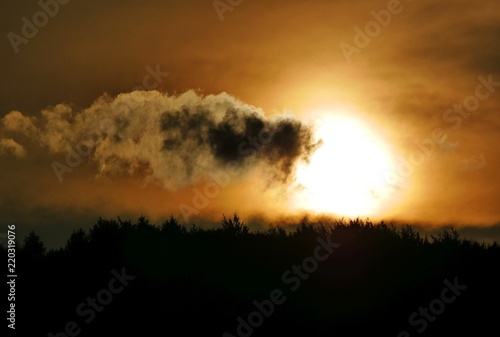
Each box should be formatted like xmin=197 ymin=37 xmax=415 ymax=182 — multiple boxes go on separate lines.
xmin=1 ymin=0 xmax=500 ymax=246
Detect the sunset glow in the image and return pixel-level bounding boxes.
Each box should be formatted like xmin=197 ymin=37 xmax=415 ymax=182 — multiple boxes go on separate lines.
xmin=2 ymin=0 xmax=500 ymax=335
xmin=291 ymin=110 xmax=396 ymax=217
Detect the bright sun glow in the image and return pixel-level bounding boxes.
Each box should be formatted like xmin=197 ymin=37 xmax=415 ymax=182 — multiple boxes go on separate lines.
xmin=292 ymin=108 xmax=397 ymax=217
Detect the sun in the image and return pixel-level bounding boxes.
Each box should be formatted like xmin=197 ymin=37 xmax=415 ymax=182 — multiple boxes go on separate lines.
xmin=291 ymin=108 xmax=397 ymax=217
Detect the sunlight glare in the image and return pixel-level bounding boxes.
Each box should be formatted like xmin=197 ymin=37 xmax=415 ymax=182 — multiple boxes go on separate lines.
xmin=292 ymin=108 xmax=397 ymax=217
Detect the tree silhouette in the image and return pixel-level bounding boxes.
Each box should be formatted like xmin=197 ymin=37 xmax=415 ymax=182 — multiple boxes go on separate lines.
xmin=66 ymin=228 xmax=89 ymax=252
xmin=161 ymin=215 xmax=187 ymax=236
xmin=221 ymin=213 xmax=249 ymax=236
xmin=7 ymin=214 xmax=500 ymax=336
xmin=21 ymin=230 xmax=45 ymax=260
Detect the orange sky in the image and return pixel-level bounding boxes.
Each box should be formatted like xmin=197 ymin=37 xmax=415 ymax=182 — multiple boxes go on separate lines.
xmin=1 ymin=0 xmax=500 ymax=246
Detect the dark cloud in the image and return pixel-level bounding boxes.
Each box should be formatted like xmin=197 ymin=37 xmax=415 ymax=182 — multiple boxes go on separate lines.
xmin=160 ymin=104 xmax=319 ymax=182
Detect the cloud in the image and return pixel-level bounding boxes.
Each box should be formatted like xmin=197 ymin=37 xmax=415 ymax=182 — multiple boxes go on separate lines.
xmin=2 ymin=110 xmax=38 ymax=137
xmin=1 ymin=90 xmax=319 ymax=189
xmin=159 ymin=94 xmax=319 ymax=184
xmin=0 ymin=138 xmax=25 ymax=157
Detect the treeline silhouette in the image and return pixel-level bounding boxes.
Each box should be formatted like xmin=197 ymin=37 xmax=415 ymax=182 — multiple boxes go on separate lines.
xmin=3 ymin=214 xmax=499 ymax=336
